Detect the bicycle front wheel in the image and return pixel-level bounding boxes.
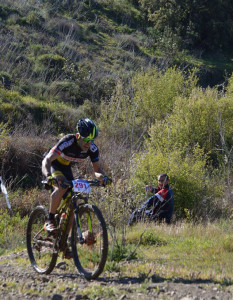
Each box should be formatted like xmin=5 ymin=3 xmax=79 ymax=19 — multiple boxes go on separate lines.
xmin=71 ymin=204 xmax=108 ymax=280
xmin=26 ymin=206 xmax=58 ymax=274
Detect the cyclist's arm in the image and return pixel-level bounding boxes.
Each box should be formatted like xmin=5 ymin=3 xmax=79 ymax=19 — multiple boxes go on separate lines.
xmin=42 ymin=150 xmax=59 ymax=177
xmin=91 ymin=161 xmax=105 ymax=180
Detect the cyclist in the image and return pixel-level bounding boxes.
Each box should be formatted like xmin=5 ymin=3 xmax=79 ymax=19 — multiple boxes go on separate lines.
xmin=128 ymin=173 xmax=174 ymax=226
xmin=42 ymin=118 xmax=111 ymax=258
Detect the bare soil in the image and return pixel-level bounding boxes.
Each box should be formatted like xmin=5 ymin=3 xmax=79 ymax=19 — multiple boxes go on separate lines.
xmin=0 ymin=250 xmax=232 ymax=300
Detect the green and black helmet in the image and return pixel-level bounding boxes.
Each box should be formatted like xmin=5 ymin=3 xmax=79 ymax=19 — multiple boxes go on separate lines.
xmin=77 ymin=118 xmax=98 ymax=141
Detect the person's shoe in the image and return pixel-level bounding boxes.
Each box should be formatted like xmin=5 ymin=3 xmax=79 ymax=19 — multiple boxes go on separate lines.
xmin=82 ymin=230 xmax=96 ymax=245
xmin=44 ymin=220 xmax=58 ymax=235
xmin=64 ymin=247 xmax=73 ymax=259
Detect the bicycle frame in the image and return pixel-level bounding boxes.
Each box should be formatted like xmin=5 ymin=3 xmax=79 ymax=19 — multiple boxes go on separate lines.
xmin=56 ymin=186 xmax=93 ymax=248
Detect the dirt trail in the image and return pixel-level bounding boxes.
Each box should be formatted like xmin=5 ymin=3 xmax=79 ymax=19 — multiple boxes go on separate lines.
xmin=0 ymin=250 xmax=232 ymax=300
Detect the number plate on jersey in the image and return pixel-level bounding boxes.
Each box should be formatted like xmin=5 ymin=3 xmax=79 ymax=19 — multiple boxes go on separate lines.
xmin=72 ymin=179 xmax=91 ymax=193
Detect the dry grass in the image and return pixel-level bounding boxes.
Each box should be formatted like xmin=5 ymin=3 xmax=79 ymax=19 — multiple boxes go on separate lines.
xmin=122 ymin=221 xmax=233 ymax=282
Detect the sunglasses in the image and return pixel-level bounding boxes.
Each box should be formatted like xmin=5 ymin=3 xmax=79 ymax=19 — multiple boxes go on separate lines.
xmin=82 ymin=137 xmax=94 ymax=143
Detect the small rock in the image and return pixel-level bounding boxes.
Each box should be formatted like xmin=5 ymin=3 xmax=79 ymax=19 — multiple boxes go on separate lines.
xmin=41 ymin=276 xmax=50 ymax=283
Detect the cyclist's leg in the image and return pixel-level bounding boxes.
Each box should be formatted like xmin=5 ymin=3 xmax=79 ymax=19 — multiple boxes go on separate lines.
xmin=49 ymin=163 xmax=74 ymax=214
xmin=49 ymin=172 xmax=67 ymax=214
xmin=44 ymin=164 xmax=72 ymax=233
xmin=51 ymin=164 xmax=74 ymax=257
xmin=44 ymin=172 xmax=67 ymax=233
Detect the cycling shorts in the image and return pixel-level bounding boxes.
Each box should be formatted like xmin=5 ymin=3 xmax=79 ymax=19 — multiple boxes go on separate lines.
xmin=51 ymin=161 xmax=74 ymax=181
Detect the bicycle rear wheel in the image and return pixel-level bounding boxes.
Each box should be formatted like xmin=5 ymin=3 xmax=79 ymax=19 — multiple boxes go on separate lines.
xmin=26 ymin=206 xmax=58 ymax=274
xmin=71 ymin=204 xmax=108 ymax=280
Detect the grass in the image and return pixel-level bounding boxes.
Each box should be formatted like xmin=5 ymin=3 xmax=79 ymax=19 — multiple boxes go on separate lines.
xmin=0 ymin=213 xmax=232 ymax=298
xmin=123 ymin=221 xmax=233 ymax=283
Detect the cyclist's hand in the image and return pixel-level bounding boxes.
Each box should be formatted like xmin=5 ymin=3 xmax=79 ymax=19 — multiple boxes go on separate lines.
xmin=44 ymin=175 xmax=54 ymax=190
xmin=46 ymin=175 xmax=53 ymax=184
xmin=101 ymin=176 xmax=112 ymax=187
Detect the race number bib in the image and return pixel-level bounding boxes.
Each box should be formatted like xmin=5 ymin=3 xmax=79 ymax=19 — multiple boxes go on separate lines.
xmin=72 ymin=179 xmax=91 ymax=193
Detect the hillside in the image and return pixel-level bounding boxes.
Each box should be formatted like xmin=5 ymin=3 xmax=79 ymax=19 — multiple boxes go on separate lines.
xmin=0 ymin=0 xmax=153 ymax=105
xmin=0 ymin=2 xmax=233 ymax=298
xmin=1 ymin=0 xmax=233 ymax=219
xmin=1 ymin=0 xmax=233 ymax=106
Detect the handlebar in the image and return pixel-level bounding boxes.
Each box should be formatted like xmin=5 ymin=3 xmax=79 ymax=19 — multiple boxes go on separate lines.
xmin=42 ymin=178 xmax=102 ymax=189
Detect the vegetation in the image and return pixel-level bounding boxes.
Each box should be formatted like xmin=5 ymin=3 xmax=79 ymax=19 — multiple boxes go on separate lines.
xmin=0 ymin=1 xmax=233 ymax=286
xmin=0 ymin=220 xmax=232 ymax=298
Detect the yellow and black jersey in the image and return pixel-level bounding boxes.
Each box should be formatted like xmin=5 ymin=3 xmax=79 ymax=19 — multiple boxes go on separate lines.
xmin=51 ymin=134 xmax=99 ymax=166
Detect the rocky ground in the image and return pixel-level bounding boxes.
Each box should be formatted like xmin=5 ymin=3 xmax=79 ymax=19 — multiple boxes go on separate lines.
xmin=0 ymin=250 xmax=232 ymax=300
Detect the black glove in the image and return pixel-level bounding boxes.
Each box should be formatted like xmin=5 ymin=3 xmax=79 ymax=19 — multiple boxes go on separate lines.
xmin=46 ymin=175 xmax=53 ymax=184
xmin=44 ymin=175 xmax=53 ymax=190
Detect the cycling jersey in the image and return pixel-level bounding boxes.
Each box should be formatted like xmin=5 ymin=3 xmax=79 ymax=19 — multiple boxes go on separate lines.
xmin=51 ymin=134 xmax=99 ymax=166
xmin=48 ymin=134 xmax=99 ymax=180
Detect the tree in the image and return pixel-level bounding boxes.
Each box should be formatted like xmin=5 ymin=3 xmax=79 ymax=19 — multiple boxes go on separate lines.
xmin=138 ymin=0 xmax=233 ymax=51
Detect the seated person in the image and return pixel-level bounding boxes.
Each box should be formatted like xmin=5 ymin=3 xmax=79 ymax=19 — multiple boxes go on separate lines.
xmin=128 ymin=173 xmax=174 ymax=225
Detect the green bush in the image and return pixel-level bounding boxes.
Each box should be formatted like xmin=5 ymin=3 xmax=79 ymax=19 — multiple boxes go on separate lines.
xmin=110 ymin=243 xmax=137 ymax=262
xmin=100 ymin=67 xmax=197 ymax=145
xmin=141 ymin=231 xmax=167 ymax=246
xmin=0 ymin=71 xmax=12 ymax=82
xmin=47 ymin=80 xmax=81 ymax=104
xmin=149 ymin=87 xmax=233 ymax=165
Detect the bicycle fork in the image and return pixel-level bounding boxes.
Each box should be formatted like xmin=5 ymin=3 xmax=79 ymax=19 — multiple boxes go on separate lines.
xmin=73 ymin=198 xmax=93 ymax=244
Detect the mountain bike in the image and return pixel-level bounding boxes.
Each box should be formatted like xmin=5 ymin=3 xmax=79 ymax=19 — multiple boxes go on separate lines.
xmin=26 ymin=178 xmax=108 ymax=280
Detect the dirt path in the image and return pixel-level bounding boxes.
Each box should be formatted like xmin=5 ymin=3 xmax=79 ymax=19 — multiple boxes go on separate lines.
xmin=0 ymin=250 xmax=232 ymax=300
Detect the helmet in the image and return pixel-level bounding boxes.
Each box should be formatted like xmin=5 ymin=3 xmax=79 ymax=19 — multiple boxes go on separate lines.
xmin=76 ymin=118 xmax=98 ymax=139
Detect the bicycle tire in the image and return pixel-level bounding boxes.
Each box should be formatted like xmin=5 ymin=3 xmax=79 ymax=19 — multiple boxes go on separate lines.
xmin=26 ymin=206 xmax=58 ymax=274
xmin=71 ymin=204 xmax=108 ymax=280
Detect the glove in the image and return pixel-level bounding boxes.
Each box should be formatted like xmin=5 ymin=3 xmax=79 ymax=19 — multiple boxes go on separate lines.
xmin=44 ymin=175 xmax=53 ymax=190
xmin=101 ymin=176 xmax=112 ymax=187
xmin=46 ymin=175 xmax=53 ymax=184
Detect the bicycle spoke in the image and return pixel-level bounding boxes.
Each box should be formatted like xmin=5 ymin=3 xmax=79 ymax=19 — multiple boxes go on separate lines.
xmin=26 ymin=206 xmax=58 ymax=274
xmin=71 ymin=204 xmax=108 ymax=280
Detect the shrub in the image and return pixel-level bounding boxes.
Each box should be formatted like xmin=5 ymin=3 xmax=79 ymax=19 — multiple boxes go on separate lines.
xmin=46 ymin=18 xmax=82 ymax=41
xmin=47 ymin=80 xmax=81 ymax=104
xmin=149 ymin=87 xmax=233 ymax=167
xmin=115 ymin=33 xmax=140 ymax=52
xmin=38 ymin=54 xmax=65 ymax=69
xmin=100 ymin=67 xmax=197 ymax=146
